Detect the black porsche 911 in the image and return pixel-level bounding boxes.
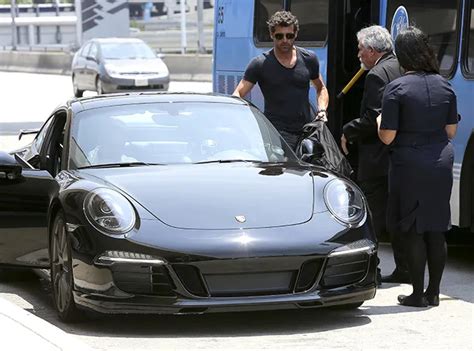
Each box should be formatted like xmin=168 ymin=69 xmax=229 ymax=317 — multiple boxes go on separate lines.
xmin=0 ymin=93 xmax=377 ymax=322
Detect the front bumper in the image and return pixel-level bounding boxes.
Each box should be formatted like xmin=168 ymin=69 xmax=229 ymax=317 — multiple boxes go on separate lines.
xmin=74 ymin=284 xmax=376 ymax=315
xmin=70 ymin=242 xmax=377 ymax=314
xmin=101 ymin=74 xmax=170 ymax=93
xmin=68 ymin=208 xmax=377 ymax=315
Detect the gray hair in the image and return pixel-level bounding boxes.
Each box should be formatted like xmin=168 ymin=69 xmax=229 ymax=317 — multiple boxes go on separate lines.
xmin=357 ymin=25 xmax=394 ymax=53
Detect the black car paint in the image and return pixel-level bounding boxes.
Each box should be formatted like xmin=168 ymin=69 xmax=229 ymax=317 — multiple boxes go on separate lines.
xmin=0 ymin=93 xmax=377 ymax=314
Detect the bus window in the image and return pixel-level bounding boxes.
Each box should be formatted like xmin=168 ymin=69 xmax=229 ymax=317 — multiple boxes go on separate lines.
xmin=386 ymin=0 xmax=461 ymax=77
xmin=465 ymin=0 xmax=474 ymax=75
xmin=254 ymin=0 xmax=285 ymax=45
xmin=254 ymin=0 xmax=329 ymax=46
xmin=288 ymin=0 xmax=329 ymax=44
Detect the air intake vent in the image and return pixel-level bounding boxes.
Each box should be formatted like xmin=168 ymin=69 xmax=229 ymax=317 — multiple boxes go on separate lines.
xmin=217 ymin=74 xmax=226 ymax=93
xmin=320 ymin=253 xmax=370 ymax=288
xmin=173 ymin=264 xmax=208 ymax=297
xmin=226 ymin=75 xmax=235 ymax=94
xmin=112 ymin=264 xmax=176 ymax=297
xmin=295 ymin=258 xmax=324 ymax=292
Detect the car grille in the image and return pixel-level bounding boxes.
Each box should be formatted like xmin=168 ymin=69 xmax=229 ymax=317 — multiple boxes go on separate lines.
xmin=111 ymin=264 xmax=176 ymax=297
xmin=117 ymin=84 xmax=165 ymax=90
xmin=173 ymin=258 xmax=326 ymax=298
xmin=203 ymin=271 xmax=297 ymax=297
xmin=319 ymin=253 xmax=370 ymax=288
xmin=119 ymin=72 xmax=158 ymax=75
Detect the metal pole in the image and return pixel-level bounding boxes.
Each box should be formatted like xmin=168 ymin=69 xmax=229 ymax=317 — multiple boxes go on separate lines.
xmin=180 ymin=0 xmax=187 ymax=54
xmin=197 ymin=0 xmax=205 ymax=53
xmin=74 ymin=0 xmax=82 ymax=48
xmin=54 ymin=0 xmax=61 ymax=44
xmin=10 ymin=0 xmax=17 ymax=50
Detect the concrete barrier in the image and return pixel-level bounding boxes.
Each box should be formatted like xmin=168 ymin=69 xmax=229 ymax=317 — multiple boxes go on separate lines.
xmin=0 ymin=50 xmax=212 ymax=81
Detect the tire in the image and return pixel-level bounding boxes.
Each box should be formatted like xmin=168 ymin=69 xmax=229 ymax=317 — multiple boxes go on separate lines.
xmin=95 ymin=77 xmax=104 ymax=95
xmin=50 ymin=210 xmax=84 ymax=322
xmin=72 ymin=75 xmax=84 ymax=98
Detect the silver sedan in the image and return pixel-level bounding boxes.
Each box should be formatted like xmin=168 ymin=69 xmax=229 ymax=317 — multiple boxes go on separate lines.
xmin=71 ymin=38 xmax=170 ymax=96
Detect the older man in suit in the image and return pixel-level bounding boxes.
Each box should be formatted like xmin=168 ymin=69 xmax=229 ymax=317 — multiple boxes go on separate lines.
xmin=341 ymin=25 xmax=408 ymax=284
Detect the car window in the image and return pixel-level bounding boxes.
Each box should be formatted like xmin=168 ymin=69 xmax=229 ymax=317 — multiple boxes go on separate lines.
xmin=100 ymin=42 xmax=156 ymax=59
xmin=88 ymin=43 xmax=98 ymax=60
xmin=45 ymin=112 xmax=66 ymax=176
xmin=34 ymin=116 xmax=54 ymax=152
xmin=69 ymin=102 xmax=297 ymax=167
xmin=81 ymin=43 xmax=92 ymax=57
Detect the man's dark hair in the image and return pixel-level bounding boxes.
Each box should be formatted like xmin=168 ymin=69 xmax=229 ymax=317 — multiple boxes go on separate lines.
xmin=267 ymin=10 xmax=299 ymax=33
xmin=395 ymin=27 xmax=440 ymax=74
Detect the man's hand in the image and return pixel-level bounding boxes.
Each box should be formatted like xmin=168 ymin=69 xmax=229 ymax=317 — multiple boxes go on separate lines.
xmin=341 ymin=134 xmax=349 ymax=155
xmin=315 ymin=109 xmax=328 ymax=122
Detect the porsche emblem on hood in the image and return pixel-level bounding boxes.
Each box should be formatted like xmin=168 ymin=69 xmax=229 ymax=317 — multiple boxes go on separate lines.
xmin=235 ymin=215 xmax=246 ymax=223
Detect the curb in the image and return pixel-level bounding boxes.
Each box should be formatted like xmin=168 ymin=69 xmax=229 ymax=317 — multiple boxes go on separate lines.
xmin=0 ymin=297 xmax=93 ymax=351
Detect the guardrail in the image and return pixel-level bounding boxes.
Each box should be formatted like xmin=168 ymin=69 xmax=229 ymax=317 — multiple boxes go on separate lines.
xmin=0 ymin=15 xmax=76 ymax=49
xmin=0 ymin=50 xmax=212 ymax=81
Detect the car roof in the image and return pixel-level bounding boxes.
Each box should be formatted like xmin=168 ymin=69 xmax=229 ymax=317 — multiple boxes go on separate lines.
xmin=69 ymin=92 xmax=249 ymax=113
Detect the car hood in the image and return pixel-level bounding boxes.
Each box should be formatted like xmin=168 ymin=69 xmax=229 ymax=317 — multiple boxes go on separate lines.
xmin=80 ymin=164 xmax=315 ymax=230
xmin=103 ymin=58 xmax=168 ymax=74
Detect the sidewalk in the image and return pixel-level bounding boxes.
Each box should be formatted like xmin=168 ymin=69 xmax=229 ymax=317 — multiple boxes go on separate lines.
xmin=0 ymin=297 xmax=93 ymax=351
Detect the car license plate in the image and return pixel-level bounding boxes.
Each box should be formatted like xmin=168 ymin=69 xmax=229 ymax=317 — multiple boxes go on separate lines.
xmin=135 ymin=78 xmax=148 ymax=86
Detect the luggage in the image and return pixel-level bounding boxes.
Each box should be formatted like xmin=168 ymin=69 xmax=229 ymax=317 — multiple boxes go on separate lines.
xmin=296 ymin=120 xmax=353 ymax=178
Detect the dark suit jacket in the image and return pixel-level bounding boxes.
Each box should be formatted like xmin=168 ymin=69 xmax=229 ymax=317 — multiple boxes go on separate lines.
xmin=343 ymin=52 xmax=402 ymax=181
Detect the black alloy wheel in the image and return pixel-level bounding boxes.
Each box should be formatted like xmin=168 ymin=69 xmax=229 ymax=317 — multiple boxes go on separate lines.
xmin=72 ymin=75 xmax=84 ymax=98
xmin=50 ymin=210 xmax=83 ymax=322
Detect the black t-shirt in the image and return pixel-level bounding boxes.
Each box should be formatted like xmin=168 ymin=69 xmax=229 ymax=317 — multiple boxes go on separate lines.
xmin=243 ymin=47 xmax=320 ymax=133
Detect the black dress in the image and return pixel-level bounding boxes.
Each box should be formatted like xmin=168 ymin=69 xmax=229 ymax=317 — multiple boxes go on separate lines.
xmin=381 ymin=72 xmax=458 ymax=234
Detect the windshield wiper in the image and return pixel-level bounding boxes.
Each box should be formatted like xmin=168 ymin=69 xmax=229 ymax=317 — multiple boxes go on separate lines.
xmin=193 ymin=159 xmax=263 ymax=165
xmin=78 ymin=162 xmax=163 ymax=169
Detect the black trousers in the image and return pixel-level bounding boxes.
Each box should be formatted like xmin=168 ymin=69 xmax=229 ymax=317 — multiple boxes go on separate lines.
xmin=359 ymin=176 xmax=408 ymax=273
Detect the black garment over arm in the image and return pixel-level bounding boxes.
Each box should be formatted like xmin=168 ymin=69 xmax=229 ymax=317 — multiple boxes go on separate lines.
xmin=343 ymin=72 xmax=385 ymax=141
xmin=343 ymin=53 xmax=401 ymax=142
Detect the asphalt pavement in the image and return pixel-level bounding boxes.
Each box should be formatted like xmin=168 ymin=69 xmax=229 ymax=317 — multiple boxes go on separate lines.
xmin=0 ymin=293 xmax=92 ymax=351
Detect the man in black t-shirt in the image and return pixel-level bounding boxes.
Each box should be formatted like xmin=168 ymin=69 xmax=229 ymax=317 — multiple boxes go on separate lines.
xmin=233 ymin=11 xmax=329 ymax=150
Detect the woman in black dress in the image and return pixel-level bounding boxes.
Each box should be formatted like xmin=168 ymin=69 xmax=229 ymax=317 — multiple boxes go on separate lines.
xmin=377 ymin=27 xmax=459 ymax=307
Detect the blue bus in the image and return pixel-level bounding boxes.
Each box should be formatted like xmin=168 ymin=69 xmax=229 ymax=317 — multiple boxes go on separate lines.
xmin=213 ymin=0 xmax=474 ymax=232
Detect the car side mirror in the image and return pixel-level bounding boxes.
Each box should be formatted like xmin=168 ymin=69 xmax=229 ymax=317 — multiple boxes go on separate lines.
xmin=156 ymin=52 xmax=165 ymax=59
xmin=299 ymin=138 xmax=325 ymax=162
xmin=301 ymin=139 xmax=314 ymax=155
xmin=86 ymin=56 xmax=97 ymax=62
xmin=0 ymin=151 xmax=22 ymax=181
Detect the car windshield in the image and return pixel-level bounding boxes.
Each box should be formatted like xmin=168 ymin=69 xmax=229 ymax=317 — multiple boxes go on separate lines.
xmin=100 ymin=42 xmax=156 ymax=60
xmin=69 ymin=101 xmax=298 ymax=168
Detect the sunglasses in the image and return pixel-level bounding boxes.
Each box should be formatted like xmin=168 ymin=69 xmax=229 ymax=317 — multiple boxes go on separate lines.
xmin=274 ymin=32 xmax=296 ymax=40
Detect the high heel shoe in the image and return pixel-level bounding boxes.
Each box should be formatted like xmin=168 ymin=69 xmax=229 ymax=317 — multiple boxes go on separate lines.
xmin=397 ymin=294 xmax=428 ymax=307
xmin=424 ymin=293 xmax=440 ymax=306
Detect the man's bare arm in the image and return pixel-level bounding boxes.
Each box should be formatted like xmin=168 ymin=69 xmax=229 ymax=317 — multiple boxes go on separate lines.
xmin=311 ymin=74 xmax=329 ymax=110
xmin=311 ymin=74 xmax=329 ymax=121
xmin=233 ymin=79 xmax=255 ymax=98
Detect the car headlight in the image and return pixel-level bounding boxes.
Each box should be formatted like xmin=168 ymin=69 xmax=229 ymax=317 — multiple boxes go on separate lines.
xmin=323 ymin=179 xmax=365 ymax=226
xmin=84 ymin=188 xmax=136 ymax=235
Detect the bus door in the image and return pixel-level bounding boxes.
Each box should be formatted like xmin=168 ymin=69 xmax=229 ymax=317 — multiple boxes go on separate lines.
xmin=326 ymin=0 xmax=380 ymax=143
xmin=213 ymin=0 xmax=330 ymax=112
